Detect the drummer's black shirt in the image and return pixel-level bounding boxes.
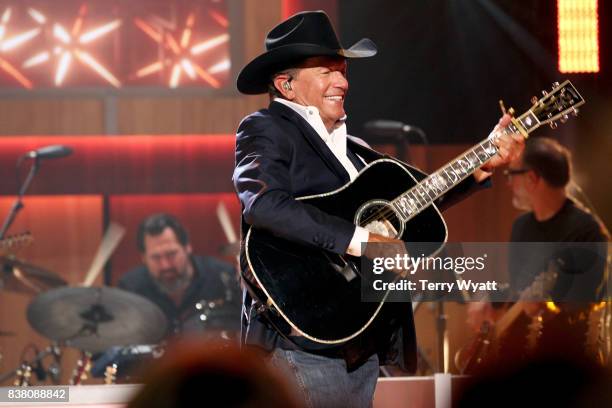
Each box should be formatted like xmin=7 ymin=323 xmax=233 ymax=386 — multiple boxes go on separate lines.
xmin=118 ymin=255 xmax=239 ymax=335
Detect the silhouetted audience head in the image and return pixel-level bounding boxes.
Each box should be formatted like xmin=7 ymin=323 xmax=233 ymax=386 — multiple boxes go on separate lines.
xmin=456 ymin=355 xmax=611 ymax=408
xmin=128 ymin=340 xmax=303 ymax=408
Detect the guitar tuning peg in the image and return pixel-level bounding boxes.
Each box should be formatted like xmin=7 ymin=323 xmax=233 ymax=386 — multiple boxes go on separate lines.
xmin=549 ymin=121 xmax=558 ymax=129
xmin=552 ymin=81 xmax=560 ymax=89
xmin=560 ymin=114 xmax=569 ymax=123
xmin=572 ymin=108 xmax=579 ymax=116
xmin=531 ymin=96 xmax=538 ymax=104
xmin=542 ymin=90 xmax=548 ymax=96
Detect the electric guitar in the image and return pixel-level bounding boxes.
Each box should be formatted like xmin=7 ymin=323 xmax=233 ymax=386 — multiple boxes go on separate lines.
xmin=244 ymin=80 xmax=585 ymax=344
xmin=455 ymin=263 xmax=559 ymax=374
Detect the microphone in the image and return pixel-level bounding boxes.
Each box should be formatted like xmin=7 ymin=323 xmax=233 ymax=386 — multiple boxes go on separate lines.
xmin=25 ymin=145 xmax=73 ymax=160
xmin=363 ymin=119 xmax=429 ymax=145
xmin=363 ymin=119 xmax=417 ymax=136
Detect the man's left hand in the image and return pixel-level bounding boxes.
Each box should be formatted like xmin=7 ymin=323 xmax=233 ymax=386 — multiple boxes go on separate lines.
xmin=474 ymin=114 xmax=525 ymax=182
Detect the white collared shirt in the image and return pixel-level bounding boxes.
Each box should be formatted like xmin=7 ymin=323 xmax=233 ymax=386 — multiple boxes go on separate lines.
xmin=274 ymin=98 xmax=369 ymax=256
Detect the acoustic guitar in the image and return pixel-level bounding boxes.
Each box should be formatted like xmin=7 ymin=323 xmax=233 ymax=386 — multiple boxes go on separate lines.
xmin=245 ymin=80 xmax=585 ymax=344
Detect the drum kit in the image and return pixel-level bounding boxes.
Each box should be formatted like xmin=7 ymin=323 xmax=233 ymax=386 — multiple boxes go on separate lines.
xmin=1 ymin=236 xmax=240 ymax=386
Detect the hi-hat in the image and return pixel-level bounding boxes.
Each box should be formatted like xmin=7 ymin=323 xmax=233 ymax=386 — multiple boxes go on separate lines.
xmin=27 ymin=286 xmax=168 ymax=353
xmin=1 ymin=256 xmax=66 ymax=295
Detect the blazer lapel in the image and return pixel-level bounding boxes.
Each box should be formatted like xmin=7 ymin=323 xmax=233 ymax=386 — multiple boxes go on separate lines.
xmin=270 ymin=101 xmax=351 ymax=184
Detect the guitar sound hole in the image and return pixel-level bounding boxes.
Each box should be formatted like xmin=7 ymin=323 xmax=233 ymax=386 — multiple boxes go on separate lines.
xmin=355 ymin=200 xmax=404 ymax=239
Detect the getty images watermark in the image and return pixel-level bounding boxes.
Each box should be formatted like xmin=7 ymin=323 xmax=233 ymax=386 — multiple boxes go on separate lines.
xmin=360 ymin=242 xmax=609 ymax=303
xmin=371 ymin=252 xmax=497 ymax=292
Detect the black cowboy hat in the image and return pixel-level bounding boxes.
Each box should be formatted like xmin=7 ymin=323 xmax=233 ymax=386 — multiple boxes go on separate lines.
xmin=236 ymin=10 xmax=377 ymax=95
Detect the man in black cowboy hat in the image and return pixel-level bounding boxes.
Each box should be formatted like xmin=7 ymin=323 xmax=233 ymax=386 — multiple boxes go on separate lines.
xmin=233 ymin=10 xmax=524 ymax=407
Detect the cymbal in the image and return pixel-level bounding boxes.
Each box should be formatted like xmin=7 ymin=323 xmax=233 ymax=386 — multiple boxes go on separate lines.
xmin=1 ymin=256 xmax=66 ymax=295
xmin=27 ymin=286 xmax=168 ymax=353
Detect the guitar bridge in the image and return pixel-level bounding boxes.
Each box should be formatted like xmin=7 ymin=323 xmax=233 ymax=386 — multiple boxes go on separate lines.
xmin=330 ymin=256 xmax=358 ymax=282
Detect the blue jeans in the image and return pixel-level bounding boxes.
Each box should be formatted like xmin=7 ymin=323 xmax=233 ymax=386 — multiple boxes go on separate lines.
xmin=268 ymin=348 xmax=379 ymax=408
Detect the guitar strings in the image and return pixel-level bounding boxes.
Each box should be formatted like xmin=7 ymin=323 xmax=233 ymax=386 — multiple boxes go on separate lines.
xmin=357 ymin=128 xmax=508 ymax=230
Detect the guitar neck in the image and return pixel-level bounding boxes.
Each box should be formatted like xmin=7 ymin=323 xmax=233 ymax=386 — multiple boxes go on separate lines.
xmin=390 ymin=110 xmax=540 ymax=222
xmin=493 ymin=264 xmax=558 ymax=338
xmin=493 ymin=302 xmax=524 ymax=338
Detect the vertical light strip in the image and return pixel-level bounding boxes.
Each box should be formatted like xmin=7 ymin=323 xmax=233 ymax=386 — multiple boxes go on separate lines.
xmin=558 ymin=0 xmax=599 ymax=73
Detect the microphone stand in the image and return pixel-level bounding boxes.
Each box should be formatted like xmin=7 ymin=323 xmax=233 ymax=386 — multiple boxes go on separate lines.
xmin=365 ymin=122 xmax=451 ymax=372
xmin=0 ymin=156 xmax=40 ymax=240
xmin=406 ymin=127 xmax=431 ymax=173
xmin=365 ymin=133 xmax=412 ymax=164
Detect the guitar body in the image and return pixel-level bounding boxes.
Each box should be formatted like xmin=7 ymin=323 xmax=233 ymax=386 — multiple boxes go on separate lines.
xmin=245 ymin=159 xmax=447 ymax=344
xmin=457 ymin=310 xmax=535 ymax=374
xmin=455 ymin=321 xmax=493 ymax=374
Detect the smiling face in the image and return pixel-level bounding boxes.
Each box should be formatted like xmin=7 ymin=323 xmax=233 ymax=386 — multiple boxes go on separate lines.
xmin=280 ymin=56 xmax=349 ymax=131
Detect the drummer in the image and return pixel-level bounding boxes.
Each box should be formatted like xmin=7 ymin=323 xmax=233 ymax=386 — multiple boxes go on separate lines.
xmin=118 ymin=213 xmax=239 ymax=334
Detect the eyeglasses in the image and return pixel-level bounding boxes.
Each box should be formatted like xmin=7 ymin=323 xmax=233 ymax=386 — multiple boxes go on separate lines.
xmin=503 ymin=168 xmax=530 ymax=180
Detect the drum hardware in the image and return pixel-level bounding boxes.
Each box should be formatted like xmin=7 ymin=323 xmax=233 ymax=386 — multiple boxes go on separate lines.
xmin=0 ymin=343 xmax=63 ymax=386
xmin=27 ymin=286 xmax=168 ymax=353
xmin=69 ymin=351 xmax=92 ymax=385
xmin=1 ymin=255 xmax=66 ymax=295
xmin=45 ymin=344 xmax=63 ymax=384
xmin=182 ymin=298 xmax=240 ymax=341
xmin=194 ymin=300 xmax=234 ymax=341
xmin=104 ymin=364 xmax=117 ymax=385
xmin=90 ymin=343 xmax=165 ymax=381
xmin=13 ymin=363 xmax=32 ymax=386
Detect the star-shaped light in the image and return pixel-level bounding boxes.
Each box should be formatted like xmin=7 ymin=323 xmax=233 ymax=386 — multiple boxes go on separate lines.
xmin=0 ymin=7 xmax=40 ymax=88
xmin=22 ymin=4 xmax=121 ymax=87
xmin=133 ymin=11 xmax=229 ymax=88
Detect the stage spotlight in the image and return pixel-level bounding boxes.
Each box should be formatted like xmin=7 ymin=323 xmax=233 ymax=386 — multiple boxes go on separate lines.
xmin=558 ymin=0 xmax=599 ymax=73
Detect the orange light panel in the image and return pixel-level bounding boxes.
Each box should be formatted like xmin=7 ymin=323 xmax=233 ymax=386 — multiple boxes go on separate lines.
xmin=558 ymin=0 xmax=599 ymax=73
xmin=0 ymin=1 xmax=230 ymax=89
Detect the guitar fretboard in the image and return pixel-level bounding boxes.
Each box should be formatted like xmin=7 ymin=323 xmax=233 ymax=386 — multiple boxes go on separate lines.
xmin=391 ymin=111 xmax=539 ymax=222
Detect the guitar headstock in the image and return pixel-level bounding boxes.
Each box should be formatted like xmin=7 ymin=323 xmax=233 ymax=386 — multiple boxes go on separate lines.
xmin=0 ymin=231 xmax=33 ymax=256
xmin=529 ymin=80 xmax=585 ymax=129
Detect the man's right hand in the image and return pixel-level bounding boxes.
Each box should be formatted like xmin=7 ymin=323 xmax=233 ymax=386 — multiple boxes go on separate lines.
xmin=466 ymin=301 xmax=495 ymax=332
xmin=363 ymin=233 xmax=409 ymax=276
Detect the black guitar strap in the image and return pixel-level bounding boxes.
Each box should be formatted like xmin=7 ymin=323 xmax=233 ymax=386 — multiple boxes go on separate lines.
xmin=240 ymin=264 xmax=296 ymax=338
xmin=347 ymin=138 xmax=387 ymax=164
